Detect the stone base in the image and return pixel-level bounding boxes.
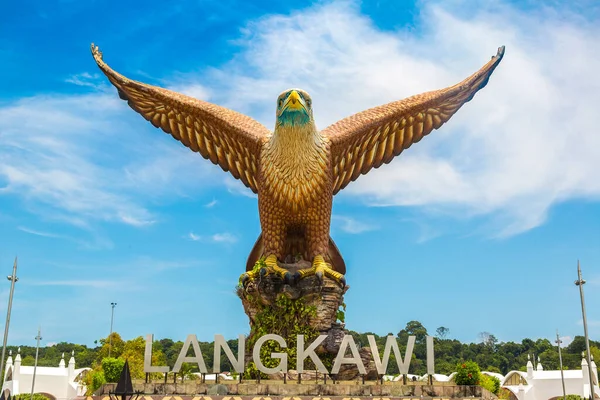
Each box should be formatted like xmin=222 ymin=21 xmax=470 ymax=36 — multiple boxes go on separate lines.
xmin=236 ymin=260 xmax=379 ymax=381
xmin=96 ymin=383 xmax=491 ymax=398
xmin=237 ymin=260 xmax=348 ymax=332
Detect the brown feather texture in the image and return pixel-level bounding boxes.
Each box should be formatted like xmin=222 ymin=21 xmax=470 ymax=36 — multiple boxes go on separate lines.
xmin=324 ymin=46 xmax=505 ymax=194
xmin=90 ymin=44 xmax=270 ymax=193
xmin=91 ymin=43 xmax=504 ymax=276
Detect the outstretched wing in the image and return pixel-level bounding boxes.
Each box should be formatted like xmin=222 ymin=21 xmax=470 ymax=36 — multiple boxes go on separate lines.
xmin=324 ymin=46 xmax=505 ymax=195
xmin=91 ymin=44 xmax=270 ymax=193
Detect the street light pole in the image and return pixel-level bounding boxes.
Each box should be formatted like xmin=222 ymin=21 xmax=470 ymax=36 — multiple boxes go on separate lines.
xmin=575 ymin=260 xmax=596 ymax=400
xmin=556 ymin=330 xmax=567 ymax=400
xmin=0 ymin=257 xmax=18 ymax=383
xmin=30 ymin=326 xmax=42 ymax=400
xmin=109 ymin=302 xmax=117 ymax=358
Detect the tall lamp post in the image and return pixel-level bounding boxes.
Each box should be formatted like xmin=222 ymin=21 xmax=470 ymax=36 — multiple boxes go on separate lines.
xmin=0 ymin=257 xmax=18 ymax=383
xmin=30 ymin=326 xmax=42 ymax=400
xmin=556 ymin=330 xmax=567 ymax=400
xmin=109 ymin=302 xmax=117 ymax=357
xmin=575 ymin=260 xmax=596 ymax=400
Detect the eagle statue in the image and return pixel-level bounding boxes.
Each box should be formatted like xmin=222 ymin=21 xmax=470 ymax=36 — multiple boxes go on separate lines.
xmin=91 ymin=44 xmax=504 ymax=287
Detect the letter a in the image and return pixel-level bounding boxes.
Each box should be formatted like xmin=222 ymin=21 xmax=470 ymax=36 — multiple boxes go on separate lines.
xmin=173 ymin=334 xmax=208 ymax=373
xmin=331 ymin=335 xmax=366 ymax=375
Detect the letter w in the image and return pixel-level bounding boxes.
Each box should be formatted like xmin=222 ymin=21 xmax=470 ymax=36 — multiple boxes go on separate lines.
xmin=368 ymin=335 xmax=415 ymax=375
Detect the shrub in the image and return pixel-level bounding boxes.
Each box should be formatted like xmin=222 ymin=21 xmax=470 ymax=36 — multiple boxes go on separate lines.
xmin=101 ymin=357 xmax=125 ymax=383
xmin=454 ymin=361 xmax=481 ymax=385
xmin=14 ymin=395 xmax=51 ymax=400
xmin=91 ymin=370 xmax=107 ymax=394
xmin=480 ymin=374 xmax=501 ymax=394
xmin=81 ymin=366 xmax=106 ymax=395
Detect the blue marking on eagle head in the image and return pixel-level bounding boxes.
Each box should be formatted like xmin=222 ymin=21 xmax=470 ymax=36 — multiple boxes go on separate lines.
xmin=276 ymin=89 xmax=312 ymax=127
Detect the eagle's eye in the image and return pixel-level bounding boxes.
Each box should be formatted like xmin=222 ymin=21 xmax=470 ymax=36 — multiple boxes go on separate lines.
xmin=278 ymin=98 xmax=284 ymax=108
xmin=306 ymin=98 xmax=312 ymax=108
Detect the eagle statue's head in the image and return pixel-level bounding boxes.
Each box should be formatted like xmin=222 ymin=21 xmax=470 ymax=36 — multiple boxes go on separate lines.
xmin=276 ymin=89 xmax=313 ymax=128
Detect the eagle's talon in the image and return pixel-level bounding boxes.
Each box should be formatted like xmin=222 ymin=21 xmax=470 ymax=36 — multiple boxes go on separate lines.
xmin=284 ymin=272 xmax=293 ymax=285
xmin=315 ymin=270 xmax=324 ymax=283
xmin=241 ymin=273 xmax=250 ymax=285
xmin=293 ymin=255 xmax=345 ymax=286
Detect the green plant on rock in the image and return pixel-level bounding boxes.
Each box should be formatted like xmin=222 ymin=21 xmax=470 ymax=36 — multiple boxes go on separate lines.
xmin=238 ymin=257 xmax=267 ymax=288
xmin=244 ymin=293 xmax=318 ymax=378
xmin=336 ymin=302 xmax=346 ymax=323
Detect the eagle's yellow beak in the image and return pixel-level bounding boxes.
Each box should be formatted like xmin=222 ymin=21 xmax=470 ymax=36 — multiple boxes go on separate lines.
xmin=284 ymin=90 xmax=305 ymax=111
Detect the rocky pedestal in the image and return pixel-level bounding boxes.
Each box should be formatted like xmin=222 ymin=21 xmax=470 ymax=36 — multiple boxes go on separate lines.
xmin=238 ymin=260 xmax=347 ymax=332
xmin=237 ymin=260 xmax=378 ymax=380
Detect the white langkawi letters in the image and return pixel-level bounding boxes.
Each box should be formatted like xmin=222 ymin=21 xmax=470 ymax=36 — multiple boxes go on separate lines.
xmin=144 ymin=333 xmax=435 ymax=375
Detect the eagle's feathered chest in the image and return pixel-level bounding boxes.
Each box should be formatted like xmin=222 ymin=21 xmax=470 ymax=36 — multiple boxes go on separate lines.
xmin=260 ymin=127 xmax=331 ymax=211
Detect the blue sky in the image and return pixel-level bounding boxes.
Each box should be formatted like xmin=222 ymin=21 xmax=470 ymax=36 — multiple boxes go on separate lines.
xmin=0 ymin=0 xmax=599 ymax=349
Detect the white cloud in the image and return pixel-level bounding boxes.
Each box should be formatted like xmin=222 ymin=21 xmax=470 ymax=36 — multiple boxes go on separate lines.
xmin=589 ymin=276 xmax=600 ymax=286
xmin=558 ymin=336 xmax=572 ymax=348
xmin=0 ymin=92 xmax=220 ymax=230
xmin=205 ymin=199 xmax=218 ymax=208
xmin=191 ymin=0 xmax=600 ymax=236
xmin=576 ymin=319 xmax=600 ymax=327
xmin=167 ymin=82 xmax=212 ymax=101
xmin=26 ymin=279 xmax=117 ymax=289
xmin=65 ymin=72 xmax=103 ymax=89
xmin=223 ymin=176 xmax=257 ymax=198
xmin=400 ymin=218 xmax=443 ymax=243
xmin=332 ymin=215 xmax=377 ymax=234
xmin=211 ymin=232 xmax=237 ymax=243
xmin=3 ymin=0 xmax=599 ymax=240
xmin=18 ymin=226 xmax=62 ymax=239
xmin=17 ymin=225 xmax=114 ymax=250
xmin=187 ymin=231 xmax=237 ymax=243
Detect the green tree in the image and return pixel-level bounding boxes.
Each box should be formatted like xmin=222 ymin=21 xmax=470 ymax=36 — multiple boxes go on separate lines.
xmin=121 ymin=336 xmax=168 ymax=379
xmin=398 ymin=321 xmax=428 ymax=344
xmin=479 ymin=332 xmax=498 ymax=350
xmin=565 ymin=336 xmax=587 ymax=354
xmin=101 ymin=357 xmax=125 ymax=383
xmin=21 ymin=355 xmax=35 ymax=366
xmin=120 ymin=336 xmax=146 ymax=379
xmin=97 ymin=333 xmax=125 ymax=361
xmin=436 ymin=327 xmax=450 ymax=339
